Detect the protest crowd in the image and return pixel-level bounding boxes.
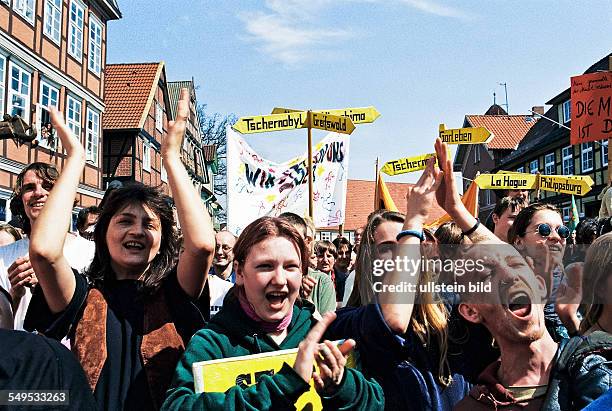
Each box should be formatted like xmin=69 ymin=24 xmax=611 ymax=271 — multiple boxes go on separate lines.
xmin=0 ymin=89 xmax=611 ymax=411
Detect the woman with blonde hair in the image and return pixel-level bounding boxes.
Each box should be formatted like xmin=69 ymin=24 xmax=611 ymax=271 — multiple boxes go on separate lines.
xmin=326 ymin=157 xmax=471 ymax=410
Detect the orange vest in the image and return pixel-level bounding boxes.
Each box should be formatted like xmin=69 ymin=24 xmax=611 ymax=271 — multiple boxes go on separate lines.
xmin=72 ymin=288 xmax=185 ymax=409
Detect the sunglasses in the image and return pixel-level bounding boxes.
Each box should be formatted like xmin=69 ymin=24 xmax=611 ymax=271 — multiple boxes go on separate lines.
xmin=534 ymin=223 xmax=570 ymax=239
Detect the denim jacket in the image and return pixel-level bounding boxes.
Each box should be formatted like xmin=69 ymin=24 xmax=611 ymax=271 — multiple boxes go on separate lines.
xmin=542 ymin=331 xmax=612 ymax=411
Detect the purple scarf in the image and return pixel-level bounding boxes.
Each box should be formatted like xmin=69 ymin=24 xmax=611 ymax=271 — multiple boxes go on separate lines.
xmin=237 ymin=287 xmax=293 ymax=333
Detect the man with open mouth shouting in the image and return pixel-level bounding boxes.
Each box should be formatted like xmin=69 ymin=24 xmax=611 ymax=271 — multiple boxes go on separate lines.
xmin=420 ymin=139 xmax=612 ymax=411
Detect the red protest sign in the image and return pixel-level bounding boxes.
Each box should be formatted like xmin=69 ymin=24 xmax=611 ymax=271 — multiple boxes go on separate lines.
xmin=570 ymin=71 xmax=612 ymax=145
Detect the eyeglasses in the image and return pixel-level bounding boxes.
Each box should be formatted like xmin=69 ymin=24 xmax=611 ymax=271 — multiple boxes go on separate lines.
xmin=534 ymin=223 xmax=570 ymax=239
xmin=215 ymin=244 xmax=233 ymax=252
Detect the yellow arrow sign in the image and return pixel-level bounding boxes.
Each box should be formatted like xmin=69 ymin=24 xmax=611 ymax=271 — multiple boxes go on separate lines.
xmin=475 ymin=173 xmax=538 ymax=190
xmin=307 ymin=112 xmax=355 ymax=134
xmin=232 ymin=112 xmax=308 ymax=134
xmin=495 ymin=171 xmax=594 ymax=193
xmin=439 ymin=124 xmax=493 ymax=145
xmin=381 ymin=152 xmax=436 ymax=176
xmin=272 ymin=106 xmax=381 ymax=124
xmin=538 ymin=175 xmax=593 ymax=196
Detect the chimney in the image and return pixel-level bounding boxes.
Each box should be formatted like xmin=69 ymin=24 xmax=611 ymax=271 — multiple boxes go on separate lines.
xmin=531 ymin=106 xmax=544 ymax=116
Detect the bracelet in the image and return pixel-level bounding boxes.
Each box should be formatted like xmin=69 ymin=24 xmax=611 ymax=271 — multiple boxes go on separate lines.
xmin=462 ymin=218 xmax=480 ymax=236
xmin=396 ymin=229 xmax=425 ymax=242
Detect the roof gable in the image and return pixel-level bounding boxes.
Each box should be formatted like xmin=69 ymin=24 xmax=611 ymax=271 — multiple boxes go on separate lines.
xmin=103 ymin=62 xmax=164 ymax=130
xmin=465 ymin=114 xmax=537 ymax=150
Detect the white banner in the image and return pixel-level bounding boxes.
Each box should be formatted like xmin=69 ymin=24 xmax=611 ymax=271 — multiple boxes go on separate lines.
xmin=227 ymin=127 xmax=349 ymax=235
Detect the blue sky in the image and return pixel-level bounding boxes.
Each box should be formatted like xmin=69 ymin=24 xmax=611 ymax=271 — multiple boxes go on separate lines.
xmin=108 ymin=0 xmax=612 ymax=184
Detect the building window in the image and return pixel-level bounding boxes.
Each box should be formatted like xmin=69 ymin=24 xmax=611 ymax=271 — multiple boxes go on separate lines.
xmin=0 ymin=55 xmax=5 ymax=114
xmin=68 ymin=0 xmax=85 ymax=60
xmin=66 ymin=95 xmax=82 ymax=141
xmin=143 ymin=141 xmax=151 ymax=172
xmin=8 ymin=62 xmax=31 ymax=122
xmin=0 ymin=197 xmax=8 ymax=222
xmin=155 ymin=101 xmax=163 ymax=132
xmin=86 ymin=108 xmax=100 ymax=164
xmin=562 ymin=146 xmax=574 ymax=175
xmin=544 ymin=153 xmax=555 ymax=175
xmin=530 ymin=160 xmax=538 ymax=174
xmin=562 ymin=100 xmax=571 ymax=124
xmin=88 ymin=15 xmax=103 ymax=75
xmin=38 ymin=80 xmax=60 ymax=150
xmin=581 ymin=142 xmax=593 ymax=172
xmin=473 ymin=145 xmax=481 ymax=163
xmin=562 ymin=207 xmax=570 ymax=223
xmin=603 ymin=140 xmax=609 ymax=167
xmin=484 ymin=189 xmax=491 ymax=206
xmin=161 ymin=162 xmax=167 ymax=182
xmin=44 ymin=0 xmax=62 ymax=44
xmin=517 ymin=166 xmax=525 ymax=173
xmin=13 ymin=0 xmax=35 ymax=24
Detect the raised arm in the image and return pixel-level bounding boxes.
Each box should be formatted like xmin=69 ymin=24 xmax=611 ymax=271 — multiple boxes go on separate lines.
xmin=434 ymin=138 xmax=501 ymax=244
xmin=380 ymin=158 xmax=442 ymax=333
xmin=162 ymin=88 xmax=215 ymax=299
xmin=29 ymin=109 xmax=84 ymax=313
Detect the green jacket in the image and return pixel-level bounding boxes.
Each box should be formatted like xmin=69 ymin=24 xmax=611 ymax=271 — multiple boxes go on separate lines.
xmin=162 ymin=294 xmax=384 ymax=410
xmin=307 ymin=268 xmax=337 ymax=315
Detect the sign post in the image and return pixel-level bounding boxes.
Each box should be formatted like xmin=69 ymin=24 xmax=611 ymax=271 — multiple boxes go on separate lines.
xmin=233 ymin=106 xmax=374 ymax=221
xmin=307 ymin=110 xmax=314 ymax=219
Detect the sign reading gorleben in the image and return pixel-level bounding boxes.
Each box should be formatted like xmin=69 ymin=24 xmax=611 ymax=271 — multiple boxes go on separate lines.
xmin=438 ymin=124 xmax=493 ymax=145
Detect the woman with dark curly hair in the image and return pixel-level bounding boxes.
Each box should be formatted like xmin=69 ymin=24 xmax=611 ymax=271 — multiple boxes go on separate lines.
xmin=25 ymin=89 xmax=215 ymax=410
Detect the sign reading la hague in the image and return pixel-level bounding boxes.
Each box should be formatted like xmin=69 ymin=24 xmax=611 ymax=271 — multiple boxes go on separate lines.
xmin=226 ymin=128 xmax=350 ymax=235
xmin=475 ymin=172 xmax=537 ymax=190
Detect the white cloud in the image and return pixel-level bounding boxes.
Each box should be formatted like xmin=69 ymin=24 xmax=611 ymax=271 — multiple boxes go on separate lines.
xmin=238 ymin=0 xmax=471 ymax=65
xmin=398 ymin=0 xmax=472 ymax=19
xmin=239 ymin=4 xmax=351 ymax=66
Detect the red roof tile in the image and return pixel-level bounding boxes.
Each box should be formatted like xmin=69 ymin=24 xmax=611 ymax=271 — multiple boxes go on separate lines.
xmin=465 ymin=115 xmax=537 ymax=150
xmin=103 ymin=63 xmax=163 ymax=130
xmin=325 ymin=179 xmax=446 ymax=230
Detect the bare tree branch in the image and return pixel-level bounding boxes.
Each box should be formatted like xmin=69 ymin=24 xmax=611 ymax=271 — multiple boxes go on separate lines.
xmin=198 ymin=104 xmax=236 ymax=223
